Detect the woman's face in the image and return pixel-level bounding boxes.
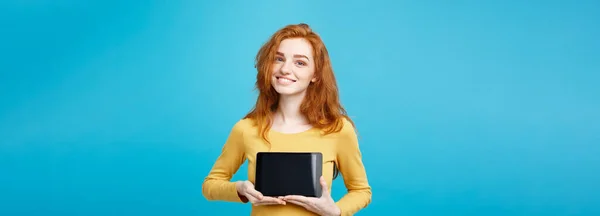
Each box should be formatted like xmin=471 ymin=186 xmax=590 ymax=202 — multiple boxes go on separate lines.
xmin=271 ymin=38 xmax=317 ymax=97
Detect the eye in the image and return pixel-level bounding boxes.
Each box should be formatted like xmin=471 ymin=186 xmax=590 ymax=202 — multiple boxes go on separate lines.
xmin=296 ymin=61 xmax=307 ymax=66
xmin=275 ymin=57 xmax=284 ymax=62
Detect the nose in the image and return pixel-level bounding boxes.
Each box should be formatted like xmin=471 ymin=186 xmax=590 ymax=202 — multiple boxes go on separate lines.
xmin=280 ymin=60 xmax=292 ymax=74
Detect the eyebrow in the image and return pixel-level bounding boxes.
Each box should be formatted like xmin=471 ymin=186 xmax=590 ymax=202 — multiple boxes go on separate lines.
xmin=276 ymin=52 xmax=310 ymax=61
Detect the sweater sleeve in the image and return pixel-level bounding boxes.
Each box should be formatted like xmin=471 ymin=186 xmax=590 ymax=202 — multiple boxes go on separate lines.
xmin=335 ymin=120 xmax=372 ymax=215
xmin=202 ymin=120 xmax=247 ymax=202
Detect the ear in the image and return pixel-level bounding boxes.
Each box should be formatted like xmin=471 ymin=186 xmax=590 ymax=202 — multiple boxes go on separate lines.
xmin=311 ymin=77 xmax=317 ymax=82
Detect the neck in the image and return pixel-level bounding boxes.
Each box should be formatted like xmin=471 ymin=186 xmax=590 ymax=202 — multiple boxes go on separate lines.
xmin=275 ymin=93 xmax=308 ymax=125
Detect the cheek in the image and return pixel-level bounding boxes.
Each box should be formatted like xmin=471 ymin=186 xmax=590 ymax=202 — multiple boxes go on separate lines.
xmin=297 ymin=68 xmax=315 ymax=80
xmin=270 ymin=63 xmax=281 ymax=75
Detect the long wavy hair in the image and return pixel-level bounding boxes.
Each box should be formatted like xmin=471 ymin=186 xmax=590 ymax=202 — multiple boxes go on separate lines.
xmin=244 ymin=23 xmax=354 ymax=179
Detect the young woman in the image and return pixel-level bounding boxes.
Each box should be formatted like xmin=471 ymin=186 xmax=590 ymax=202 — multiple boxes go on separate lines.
xmin=202 ymin=23 xmax=371 ymax=216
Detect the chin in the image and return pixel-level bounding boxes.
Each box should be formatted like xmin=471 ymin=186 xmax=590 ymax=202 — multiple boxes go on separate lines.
xmin=272 ymin=86 xmax=301 ymax=96
xmin=273 ymin=88 xmax=296 ymax=95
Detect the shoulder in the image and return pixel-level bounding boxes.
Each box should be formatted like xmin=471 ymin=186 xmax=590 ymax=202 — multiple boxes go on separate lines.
xmin=336 ymin=117 xmax=358 ymax=138
xmin=223 ymin=118 xmax=258 ymax=145
xmin=228 ymin=118 xmax=256 ymax=135
xmin=333 ymin=117 xmax=361 ymax=151
xmin=341 ymin=117 xmax=356 ymax=132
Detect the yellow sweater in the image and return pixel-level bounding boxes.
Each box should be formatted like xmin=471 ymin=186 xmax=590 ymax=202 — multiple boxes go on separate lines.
xmin=202 ymin=118 xmax=372 ymax=216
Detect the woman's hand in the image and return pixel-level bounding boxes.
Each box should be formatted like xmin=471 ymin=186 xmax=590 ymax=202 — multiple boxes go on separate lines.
xmin=236 ymin=180 xmax=286 ymax=206
xmin=281 ymin=176 xmax=341 ymax=216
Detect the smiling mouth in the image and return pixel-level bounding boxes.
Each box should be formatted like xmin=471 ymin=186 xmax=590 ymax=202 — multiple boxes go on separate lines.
xmin=276 ymin=76 xmax=297 ymax=82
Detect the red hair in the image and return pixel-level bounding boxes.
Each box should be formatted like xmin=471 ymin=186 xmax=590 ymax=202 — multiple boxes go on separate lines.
xmin=244 ymin=23 xmax=355 ymax=142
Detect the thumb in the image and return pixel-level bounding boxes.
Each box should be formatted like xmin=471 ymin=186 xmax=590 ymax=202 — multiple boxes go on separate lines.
xmin=320 ymin=176 xmax=330 ymax=196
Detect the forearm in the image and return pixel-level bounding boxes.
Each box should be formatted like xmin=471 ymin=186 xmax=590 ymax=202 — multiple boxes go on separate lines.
xmin=202 ymin=120 xmax=248 ymax=202
xmin=202 ymin=178 xmax=245 ymax=202
xmin=335 ymin=189 xmax=372 ymax=216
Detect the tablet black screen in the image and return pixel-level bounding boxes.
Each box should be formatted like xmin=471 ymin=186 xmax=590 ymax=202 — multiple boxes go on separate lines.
xmin=255 ymin=152 xmax=323 ymax=197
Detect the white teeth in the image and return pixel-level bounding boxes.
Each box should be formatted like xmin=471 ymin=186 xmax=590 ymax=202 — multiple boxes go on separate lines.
xmin=278 ymin=77 xmax=294 ymax=84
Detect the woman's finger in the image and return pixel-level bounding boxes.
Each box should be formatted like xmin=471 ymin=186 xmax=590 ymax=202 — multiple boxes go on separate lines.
xmin=246 ymin=194 xmax=259 ymax=204
xmin=254 ymin=201 xmax=282 ymax=206
xmin=260 ymin=197 xmax=284 ymax=204
xmin=285 ymin=199 xmax=310 ymax=209
xmin=283 ymin=195 xmax=311 ymax=203
xmin=319 ymin=176 xmax=331 ymax=197
xmin=271 ymin=196 xmax=287 ymax=204
xmin=254 ymin=197 xmax=285 ymax=205
xmin=242 ymin=190 xmax=263 ymax=201
xmin=244 ymin=187 xmax=264 ymax=200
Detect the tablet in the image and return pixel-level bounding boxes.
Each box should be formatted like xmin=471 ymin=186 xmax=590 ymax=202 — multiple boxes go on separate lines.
xmin=254 ymin=152 xmax=323 ymax=197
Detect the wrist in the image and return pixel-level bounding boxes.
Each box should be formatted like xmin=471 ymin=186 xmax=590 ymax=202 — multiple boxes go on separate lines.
xmin=234 ymin=181 xmax=242 ymax=192
xmin=234 ymin=181 xmax=248 ymax=203
xmin=329 ymin=206 xmax=341 ymax=216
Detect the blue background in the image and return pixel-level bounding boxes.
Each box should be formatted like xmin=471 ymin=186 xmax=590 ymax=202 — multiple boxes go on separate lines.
xmin=1 ymin=0 xmax=599 ymax=215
